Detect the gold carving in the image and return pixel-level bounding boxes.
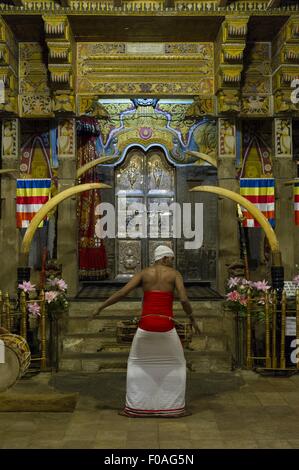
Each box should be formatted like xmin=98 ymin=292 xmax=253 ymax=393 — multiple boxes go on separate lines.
xmin=275 ymin=118 xmax=292 ymax=157
xmin=2 ymin=119 xmax=18 ymax=158
xmin=43 ymin=16 xmax=69 ymax=38
xmin=219 ymin=118 xmax=236 ymax=157
xmin=274 ymin=90 xmax=296 ymax=114
xmin=217 ymin=89 xmax=241 ymax=114
xmin=58 ymin=119 xmax=75 ymax=157
xmin=242 ymin=95 xmax=270 ymax=115
xmin=52 ymin=93 xmax=75 ymax=114
xmin=49 ymin=64 xmax=72 ymax=85
xmin=185 ymin=96 xmax=214 ymax=117
xmin=20 ymin=94 xmax=52 ymax=117
xmin=222 ymin=44 xmax=245 ymax=63
xmin=47 ymin=41 xmax=71 ymax=61
xmin=77 ymin=41 xmax=214 ymax=96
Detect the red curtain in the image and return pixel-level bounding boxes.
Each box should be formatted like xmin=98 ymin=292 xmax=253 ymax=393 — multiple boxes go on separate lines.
xmin=77 ymin=118 xmax=108 ymax=280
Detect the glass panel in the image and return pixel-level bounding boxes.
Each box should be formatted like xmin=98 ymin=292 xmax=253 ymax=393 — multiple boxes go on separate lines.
xmin=115 ymin=151 xmax=144 ymax=195
xmin=146 ymin=151 xmax=175 ymax=196
xmin=117 ymin=197 xmax=146 ymax=239
xmin=147 ymin=197 xmax=175 ymax=239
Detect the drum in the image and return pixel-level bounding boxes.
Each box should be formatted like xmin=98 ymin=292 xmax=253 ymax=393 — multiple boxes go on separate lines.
xmin=0 ymin=334 xmax=31 ymax=392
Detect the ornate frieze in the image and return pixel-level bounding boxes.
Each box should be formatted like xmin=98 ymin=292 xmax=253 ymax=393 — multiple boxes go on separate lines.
xmin=0 ymin=1 xmax=295 ymax=14
xmin=241 ymin=95 xmax=270 ymax=115
xmin=20 ymin=94 xmax=52 ymax=117
xmin=77 ymin=42 xmax=214 ymax=97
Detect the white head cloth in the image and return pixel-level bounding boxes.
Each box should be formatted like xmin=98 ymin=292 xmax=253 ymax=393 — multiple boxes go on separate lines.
xmin=154 ymin=245 xmax=175 ymax=262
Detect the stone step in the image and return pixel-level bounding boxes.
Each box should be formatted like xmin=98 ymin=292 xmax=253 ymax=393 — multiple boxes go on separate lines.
xmin=68 ymin=300 xmax=223 ymax=317
xmin=62 ymin=332 xmax=228 ymax=354
xmin=65 ymin=315 xmax=225 ymax=336
xmin=59 ymin=351 xmax=232 ymax=373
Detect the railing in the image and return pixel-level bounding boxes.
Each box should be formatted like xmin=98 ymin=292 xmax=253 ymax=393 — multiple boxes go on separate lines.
xmin=0 ymin=290 xmax=48 ymax=371
xmin=244 ymin=289 xmax=299 ymax=371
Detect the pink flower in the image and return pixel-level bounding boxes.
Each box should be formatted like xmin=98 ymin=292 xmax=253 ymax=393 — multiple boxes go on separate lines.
xmin=47 ymin=277 xmax=68 ymax=291
xmin=241 ymin=279 xmax=254 ymax=288
xmin=226 ymin=290 xmax=241 ymax=302
xmin=293 ymin=275 xmax=299 ymax=286
xmin=47 ymin=278 xmax=57 ymax=287
xmin=239 ymin=295 xmax=248 ymax=306
xmin=27 ymin=302 xmax=40 ymax=317
xmin=56 ymin=279 xmax=68 ymax=292
xmin=252 ymin=280 xmax=270 ymax=292
xmin=227 ymin=277 xmax=241 ymax=289
xmin=18 ymin=281 xmax=36 ymax=293
xmin=45 ymin=291 xmax=58 ymax=304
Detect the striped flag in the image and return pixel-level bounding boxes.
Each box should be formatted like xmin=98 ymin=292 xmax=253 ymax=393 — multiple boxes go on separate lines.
xmin=16 ymin=179 xmax=51 ymax=228
xmin=239 ymin=178 xmax=275 ymax=228
xmin=295 ymin=182 xmax=299 ymax=226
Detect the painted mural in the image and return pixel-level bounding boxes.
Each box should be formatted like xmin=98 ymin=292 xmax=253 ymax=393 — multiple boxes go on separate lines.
xmin=91 ymin=98 xmax=217 ymax=166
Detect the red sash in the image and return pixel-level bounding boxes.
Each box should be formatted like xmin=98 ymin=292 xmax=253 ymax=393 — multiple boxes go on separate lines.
xmin=139 ymin=291 xmax=174 ymax=332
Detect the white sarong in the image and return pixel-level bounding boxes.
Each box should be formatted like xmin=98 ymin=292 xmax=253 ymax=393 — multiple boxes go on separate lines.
xmin=124 ymin=327 xmax=186 ymax=417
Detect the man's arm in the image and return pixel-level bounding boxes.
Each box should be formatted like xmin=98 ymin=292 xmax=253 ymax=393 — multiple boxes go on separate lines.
xmin=175 ymin=271 xmax=201 ymax=335
xmin=94 ymin=272 xmax=142 ymax=316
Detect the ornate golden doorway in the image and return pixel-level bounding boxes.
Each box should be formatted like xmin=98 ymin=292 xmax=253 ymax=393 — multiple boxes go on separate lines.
xmin=115 ymin=147 xmax=175 ymax=278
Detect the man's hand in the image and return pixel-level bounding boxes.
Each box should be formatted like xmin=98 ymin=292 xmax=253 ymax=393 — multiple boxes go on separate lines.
xmin=189 ymin=317 xmax=201 ymax=336
xmin=92 ymin=305 xmax=103 ymax=319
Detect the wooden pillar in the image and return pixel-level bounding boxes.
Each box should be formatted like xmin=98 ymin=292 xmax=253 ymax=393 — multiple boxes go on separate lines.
xmin=217 ymin=118 xmax=240 ymax=294
xmin=0 ymin=118 xmax=19 ymax=292
xmin=273 ymin=118 xmax=297 ymax=280
xmin=56 ymin=118 xmax=78 ymax=297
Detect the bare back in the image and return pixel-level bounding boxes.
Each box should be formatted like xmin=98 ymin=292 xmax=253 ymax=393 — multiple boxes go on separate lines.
xmin=141 ymin=264 xmax=177 ymax=292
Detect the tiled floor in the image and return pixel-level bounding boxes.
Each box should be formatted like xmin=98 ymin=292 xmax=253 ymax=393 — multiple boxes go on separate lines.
xmin=1 ymin=370 xmax=299 ymax=449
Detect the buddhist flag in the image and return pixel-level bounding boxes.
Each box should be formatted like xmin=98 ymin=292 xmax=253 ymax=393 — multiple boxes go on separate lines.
xmin=239 ymin=178 xmax=275 ymax=228
xmin=295 ymin=182 xmax=299 ymax=226
xmin=16 ymin=179 xmax=51 ymax=228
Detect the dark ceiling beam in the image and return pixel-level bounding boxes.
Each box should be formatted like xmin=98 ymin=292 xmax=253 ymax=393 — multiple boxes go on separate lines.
xmin=267 ymin=0 xmax=281 ymax=8
xmin=59 ymin=0 xmax=72 ymax=6
xmin=9 ymin=0 xmax=23 ymax=5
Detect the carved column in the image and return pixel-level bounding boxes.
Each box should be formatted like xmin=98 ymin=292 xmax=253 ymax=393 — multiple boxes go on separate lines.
xmin=217 ymin=118 xmax=239 ymax=294
xmin=0 ymin=17 xmax=18 ymax=115
xmin=273 ymin=118 xmax=297 ymax=280
xmin=56 ymin=118 xmax=78 ymax=296
xmin=43 ymin=15 xmax=76 ymax=115
xmin=272 ymin=16 xmax=299 ymax=115
xmin=215 ymin=15 xmax=248 ymax=115
xmin=0 ymin=119 xmax=19 ymax=292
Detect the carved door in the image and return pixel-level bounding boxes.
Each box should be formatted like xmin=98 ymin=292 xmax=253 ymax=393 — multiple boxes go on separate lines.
xmin=115 ymin=148 xmax=175 ymax=278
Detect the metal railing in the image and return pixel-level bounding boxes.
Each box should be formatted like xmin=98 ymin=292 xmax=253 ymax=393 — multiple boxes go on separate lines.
xmin=245 ymin=289 xmax=299 ymax=371
xmin=0 ymin=290 xmax=48 ymax=371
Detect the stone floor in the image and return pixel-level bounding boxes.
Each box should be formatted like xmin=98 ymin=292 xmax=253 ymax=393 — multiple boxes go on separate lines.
xmin=1 ymin=370 xmax=299 ymax=449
